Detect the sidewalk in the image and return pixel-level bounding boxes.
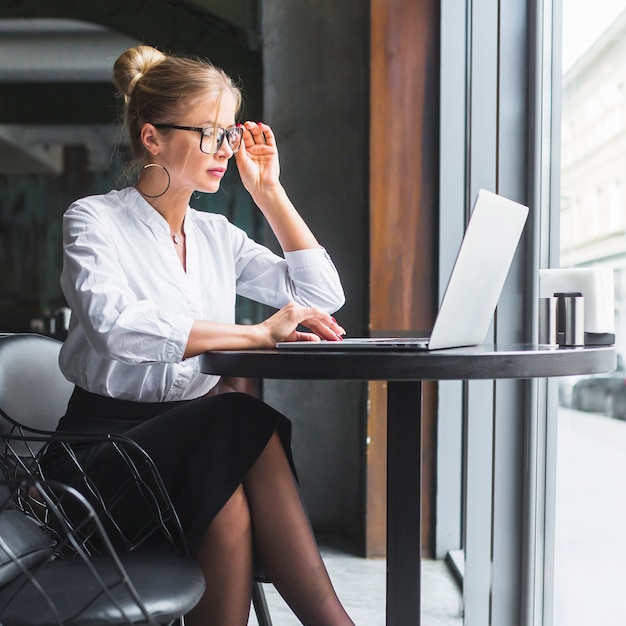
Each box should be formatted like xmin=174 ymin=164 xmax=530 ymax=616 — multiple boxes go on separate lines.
xmin=553 ymin=407 xmax=626 ymax=626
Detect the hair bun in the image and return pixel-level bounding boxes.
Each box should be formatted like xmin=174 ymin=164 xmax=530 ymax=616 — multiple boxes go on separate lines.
xmin=113 ymin=45 xmax=166 ymax=101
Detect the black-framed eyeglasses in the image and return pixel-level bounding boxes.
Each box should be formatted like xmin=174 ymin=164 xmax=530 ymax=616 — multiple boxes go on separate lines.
xmin=153 ymin=123 xmax=244 ymax=154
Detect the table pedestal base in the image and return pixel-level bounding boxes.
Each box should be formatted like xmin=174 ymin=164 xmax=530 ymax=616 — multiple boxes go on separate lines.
xmin=387 ymin=381 xmax=423 ymax=625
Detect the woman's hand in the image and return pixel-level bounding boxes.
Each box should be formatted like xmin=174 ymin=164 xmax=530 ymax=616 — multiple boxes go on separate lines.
xmin=183 ymin=303 xmax=345 ymax=357
xmin=235 ymin=121 xmax=321 ymax=253
xmin=235 ymin=121 xmax=281 ymax=198
xmin=258 ymin=302 xmax=346 ymax=347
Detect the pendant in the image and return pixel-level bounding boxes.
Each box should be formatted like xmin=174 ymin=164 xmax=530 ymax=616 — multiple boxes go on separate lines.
xmin=172 ymin=233 xmax=180 ymax=244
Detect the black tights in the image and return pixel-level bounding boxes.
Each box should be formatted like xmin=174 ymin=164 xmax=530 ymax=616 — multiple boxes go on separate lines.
xmin=187 ymin=432 xmax=355 ymax=626
xmin=44 ymin=388 xmax=352 ymax=625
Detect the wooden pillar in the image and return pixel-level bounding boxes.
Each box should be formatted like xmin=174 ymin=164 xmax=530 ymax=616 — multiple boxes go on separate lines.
xmin=367 ymin=0 xmax=440 ymax=557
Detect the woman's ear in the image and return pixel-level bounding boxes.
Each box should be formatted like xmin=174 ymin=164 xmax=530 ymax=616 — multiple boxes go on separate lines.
xmin=140 ymin=123 xmax=160 ymax=156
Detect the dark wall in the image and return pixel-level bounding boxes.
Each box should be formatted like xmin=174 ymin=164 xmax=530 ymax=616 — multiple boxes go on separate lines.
xmin=261 ymin=2 xmax=370 ymax=536
xmin=0 ymin=147 xmax=114 ymax=332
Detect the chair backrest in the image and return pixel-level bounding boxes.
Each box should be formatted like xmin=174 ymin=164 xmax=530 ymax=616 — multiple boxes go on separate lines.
xmin=0 ymin=480 xmax=205 ymax=625
xmin=0 ymin=334 xmax=73 ymax=434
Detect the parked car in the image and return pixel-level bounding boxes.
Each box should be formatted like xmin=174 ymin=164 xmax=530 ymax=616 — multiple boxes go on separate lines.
xmin=570 ymin=353 xmax=626 ymax=419
xmin=605 ymin=381 xmax=626 ymax=419
xmin=558 ymin=374 xmax=586 ymax=408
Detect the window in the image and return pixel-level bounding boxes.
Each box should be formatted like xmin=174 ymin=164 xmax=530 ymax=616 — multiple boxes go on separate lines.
xmin=553 ymin=3 xmax=626 ymax=625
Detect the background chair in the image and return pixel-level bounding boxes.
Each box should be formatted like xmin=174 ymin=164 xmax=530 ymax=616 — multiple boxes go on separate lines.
xmin=0 ymin=333 xmax=273 ymax=625
xmin=0 ymin=477 xmax=205 ymax=625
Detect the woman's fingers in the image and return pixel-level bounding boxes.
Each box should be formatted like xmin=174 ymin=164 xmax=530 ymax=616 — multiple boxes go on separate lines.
xmin=255 ymin=122 xmax=276 ymax=146
xmin=300 ymin=315 xmax=345 ymax=341
xmin=262 ymin=302 xmax=345 ymax=345
xmin=236 ymin=121 xmax=280 ymax=192
xmin=242 ymin=121 xmax=275 ymax=149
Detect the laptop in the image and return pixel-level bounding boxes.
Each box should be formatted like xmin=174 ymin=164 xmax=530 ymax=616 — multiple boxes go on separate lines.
xmin=276 ymin=189 xmax=529 ymax=351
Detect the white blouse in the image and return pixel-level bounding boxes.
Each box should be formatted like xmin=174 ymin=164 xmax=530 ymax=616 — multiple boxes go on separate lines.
xmin=59 ymin=187 xmax=345 ymax=402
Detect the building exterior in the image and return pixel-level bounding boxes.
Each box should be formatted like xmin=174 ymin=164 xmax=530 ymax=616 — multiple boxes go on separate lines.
xmin=560 ymin=9 xmax=626 ymax=353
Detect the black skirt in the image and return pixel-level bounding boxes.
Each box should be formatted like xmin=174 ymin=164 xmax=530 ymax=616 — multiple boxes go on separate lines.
xmin=42 ymin=386 xmax=295 ymax=552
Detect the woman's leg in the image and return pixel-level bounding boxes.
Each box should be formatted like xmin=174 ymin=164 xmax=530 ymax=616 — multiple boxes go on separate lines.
xmin=186 ymin=485 xmax=254 ymax=626
xmin=61 ymin=392 xmax=350 ymax=624
xmin=243 ymin=432 xmax=355 ymax=626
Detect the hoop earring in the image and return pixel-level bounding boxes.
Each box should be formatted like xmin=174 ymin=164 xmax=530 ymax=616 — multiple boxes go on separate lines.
xmin=136 ymin=163 xmax=171 ymax=198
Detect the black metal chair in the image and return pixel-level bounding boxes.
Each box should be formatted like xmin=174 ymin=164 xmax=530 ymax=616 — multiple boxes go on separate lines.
xmin=0 ymin=477 xmax=205 ymax=625
xmin=0 ymin=333 xmax=273 ymax=625
xmin=0 ymin=333 xmax=185 ymax=555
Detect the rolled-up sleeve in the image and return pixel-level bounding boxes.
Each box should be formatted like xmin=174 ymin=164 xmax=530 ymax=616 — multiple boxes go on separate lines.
xmin=230 ymin=224 xmax=345 ymax=313
xmin=282 ymin=248 xmax=346 ymax=311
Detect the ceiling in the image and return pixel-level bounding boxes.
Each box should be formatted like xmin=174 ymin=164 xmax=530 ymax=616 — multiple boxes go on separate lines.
xmin=0 ymin=1 xmax=261 ymax=174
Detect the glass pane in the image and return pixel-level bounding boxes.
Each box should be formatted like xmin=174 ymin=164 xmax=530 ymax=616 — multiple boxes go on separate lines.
xmin=555 ymin=3 xmax=626 ymax=625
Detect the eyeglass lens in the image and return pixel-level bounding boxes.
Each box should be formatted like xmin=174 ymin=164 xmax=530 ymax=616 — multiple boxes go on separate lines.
xmin=201 ymin=127 xmax=243 ymax=154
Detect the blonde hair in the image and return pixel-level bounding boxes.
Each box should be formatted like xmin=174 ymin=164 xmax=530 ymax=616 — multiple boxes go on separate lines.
xmin=113 ymin=45 xmax=243 ymax=167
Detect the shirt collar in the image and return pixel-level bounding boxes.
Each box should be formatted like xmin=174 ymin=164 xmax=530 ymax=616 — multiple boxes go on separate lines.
xmin=123 ymin=187 xmax=188 ymax=237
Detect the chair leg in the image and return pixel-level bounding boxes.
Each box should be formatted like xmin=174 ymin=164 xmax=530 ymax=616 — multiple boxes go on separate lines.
xmin=252 ymin=580 xmax=273 ymax=626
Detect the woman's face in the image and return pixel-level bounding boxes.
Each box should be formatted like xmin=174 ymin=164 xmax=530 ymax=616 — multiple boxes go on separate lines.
xmin=154 ymin=90 xmax=239 ymax=195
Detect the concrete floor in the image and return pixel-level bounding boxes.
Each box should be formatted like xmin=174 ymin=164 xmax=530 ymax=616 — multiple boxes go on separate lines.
xmin=248 ymin=541 xmax=463 ymax=626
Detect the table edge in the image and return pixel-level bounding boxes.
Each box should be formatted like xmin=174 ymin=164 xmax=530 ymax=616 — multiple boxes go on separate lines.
xmin=199 ymin=344 xmax=616 ymax=381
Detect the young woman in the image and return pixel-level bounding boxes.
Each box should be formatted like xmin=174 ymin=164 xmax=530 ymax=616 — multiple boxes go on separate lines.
xmin=47 ymin=45 xmax=353 ymax=625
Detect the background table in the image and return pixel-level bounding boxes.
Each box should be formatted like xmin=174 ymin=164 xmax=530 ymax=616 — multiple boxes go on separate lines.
xmin=200 ymin=344 xmax=615 ymax=626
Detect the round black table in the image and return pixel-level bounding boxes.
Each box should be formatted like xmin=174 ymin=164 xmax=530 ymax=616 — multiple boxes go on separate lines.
xmin=200 ymin=343 xmax=615 ymax=626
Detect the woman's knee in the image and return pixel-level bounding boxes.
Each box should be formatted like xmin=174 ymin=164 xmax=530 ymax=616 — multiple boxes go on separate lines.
xmin=210 ymin=485 xmax=251 ymax=542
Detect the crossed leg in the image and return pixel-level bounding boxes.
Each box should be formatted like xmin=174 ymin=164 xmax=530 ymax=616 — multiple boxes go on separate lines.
xmin=187 ymin=485 xmax=254 ymax=625
xmin=187 ymin=432 xmax=354 ymax=626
